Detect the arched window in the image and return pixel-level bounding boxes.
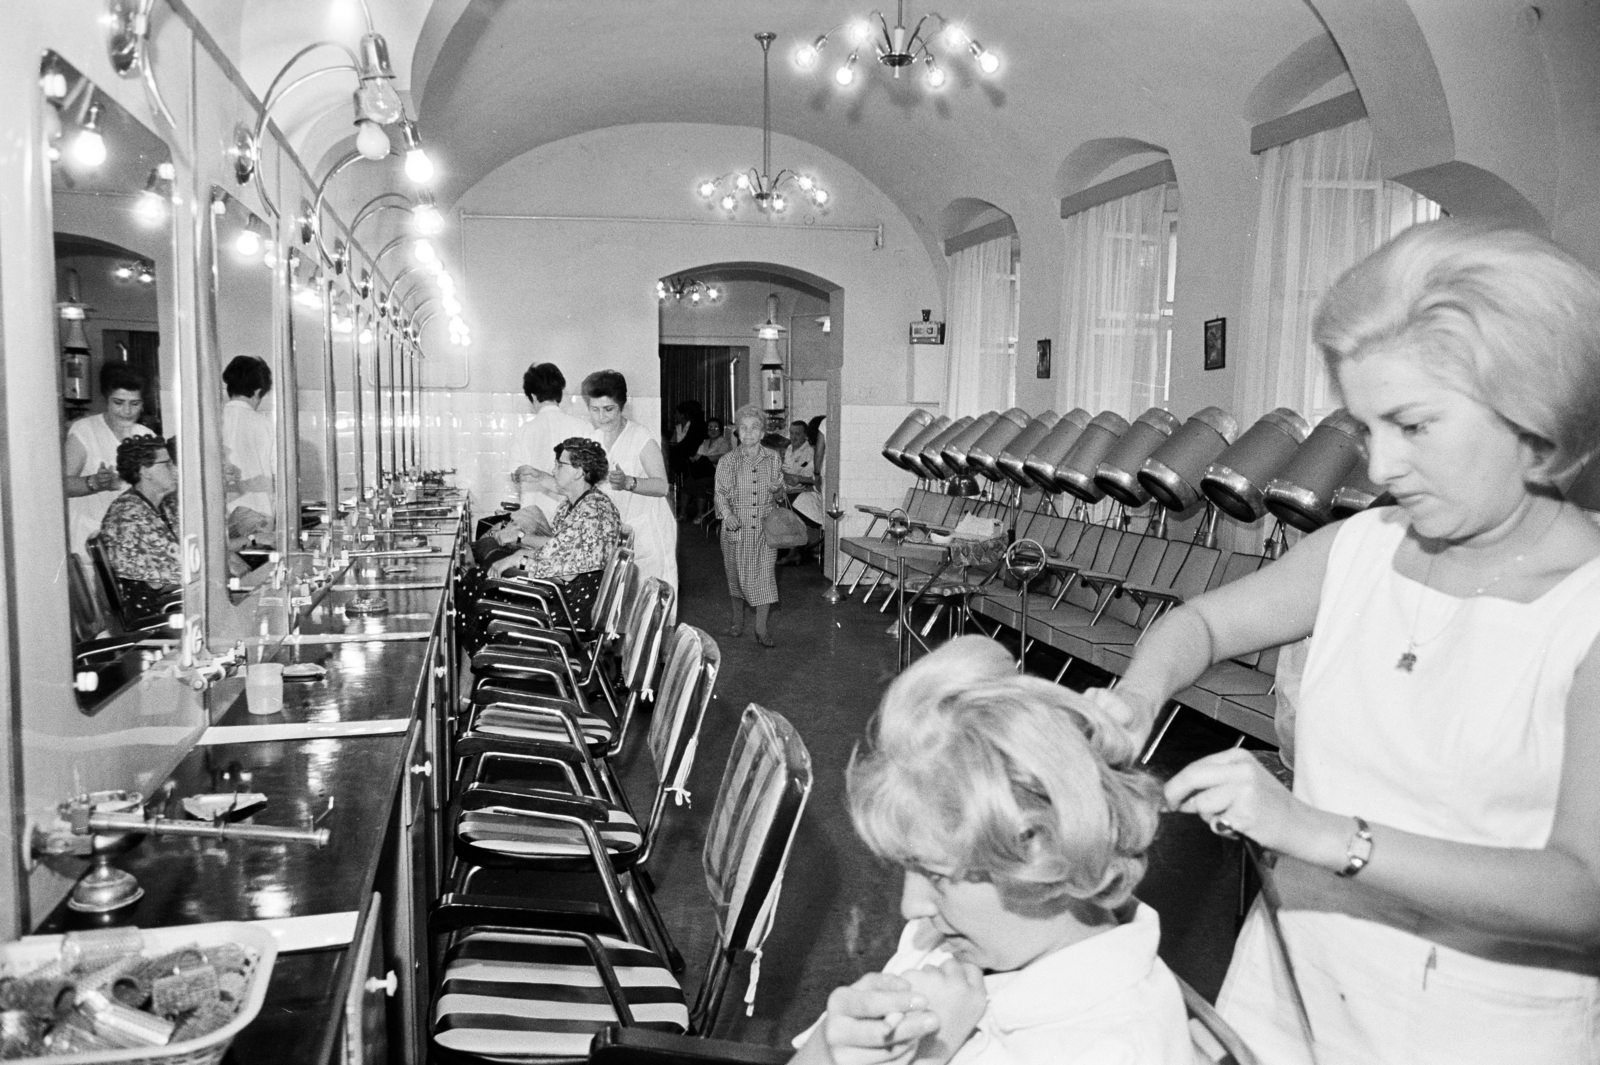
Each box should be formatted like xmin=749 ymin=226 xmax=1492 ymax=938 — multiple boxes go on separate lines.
xmin=1237 ymin=118 xmax=1441 ymax=422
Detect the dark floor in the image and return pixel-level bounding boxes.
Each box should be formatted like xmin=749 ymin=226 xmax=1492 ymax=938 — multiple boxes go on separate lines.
xmin=612 ymin=525 xmax=1255 ymax=1045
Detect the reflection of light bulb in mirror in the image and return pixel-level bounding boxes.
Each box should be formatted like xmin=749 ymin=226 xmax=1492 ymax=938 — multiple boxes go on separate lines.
xmin=113 ymin=264 xmax=134 ymax=281
xmin=412 ymin=202 xmax=443 ymax=234
xmin=262 ymin=248 xmax=278 ymax=269
xmin=136 ymin=189 xmax=166 ymax=225
xmin=235 ymin=228 xmax=262 ymax=257
xmin=404 ymin=148 xmax=434 ymax=185
xmin=354 ymin=120 xmax=390 ymax=161
xmin=40 ymin=67 xmax=67 ymax=100
xmin=72 ymin=115 xmax=106 ymax=167
xmin=358 ymin=326 xmax=373 ymax=343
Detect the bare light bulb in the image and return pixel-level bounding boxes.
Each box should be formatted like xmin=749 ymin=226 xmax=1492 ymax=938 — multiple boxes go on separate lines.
xmin=358 ymin=326 xmax=374 ymax=343
xmin=772 ymin=195 xmax=786 ymax=212
xmin=926 ymin=63 xmax=947 ymax=88
xmin=835 ymin=58 xmax=857 ymax=86
xmin=413 ymin=239 xmax=437 ymax=264
xmin=848 ymin=19 xmax=873 ymax=43
xmin=797 ymin=175 xmax=814 ymax=191
xmin=813 ymin=188 xmax=830 ymax=206
xmin=720 ymin=195 xmax=736 ymax=211
xmin=942 ymin=23 xmax=967 ymax=48
xmin=977 ymin=49 xmax=999 ymax=74
xmin=735 ymin=173 xmax=751 ymax=191
xmin=355 ymin=120 xmax=390 ymax=161
xmin=405 ymin=148 xmax=435 ymax=185
xmin=136 ymin=189 xmax=166 ymax=225
xmin=795 ymin=43 xmax=819 ymax=68
xmin=72 ymin=127 xmax=106 ymax=167
xmin=412 ymin=203 xmax=443 ymax=234
xmin=235 ymin=228 xmax=262 ymax=257
xmin=436 ymin=272 xmax=455 ymax=293
xmin=442 ymin=295 xmax=462 ymax=315
xmin=698 ymin=181 xmax=717 ymax=198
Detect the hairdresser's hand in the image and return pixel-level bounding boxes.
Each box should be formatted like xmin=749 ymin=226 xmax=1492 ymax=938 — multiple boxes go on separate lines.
xmin=1165 ymin=747 xmax=1316 ymax=855
xmin=797 ymin=972 xmax=938 ymax=1065
xmin=900 ymin=962 xmax=985 ymax=1065
xmin=1082 ymin=686 xmax=1157 ymax=745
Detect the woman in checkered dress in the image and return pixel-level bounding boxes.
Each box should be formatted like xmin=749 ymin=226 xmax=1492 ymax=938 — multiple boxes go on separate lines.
xmin=716 ymin=405 xmax=785 ymax=647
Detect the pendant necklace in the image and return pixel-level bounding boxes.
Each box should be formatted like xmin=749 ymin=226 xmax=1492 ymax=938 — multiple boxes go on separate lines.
xmin=1396 ymin=505 xmax=1563 ymax=672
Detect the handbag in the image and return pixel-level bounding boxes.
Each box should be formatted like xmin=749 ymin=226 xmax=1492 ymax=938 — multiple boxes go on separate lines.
xmin=762 ymin=503 xmax=809 ymax=549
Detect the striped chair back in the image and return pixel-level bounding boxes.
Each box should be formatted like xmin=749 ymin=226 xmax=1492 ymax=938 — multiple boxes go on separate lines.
xmin=618 ymin=579 xmax=675 ymax=702
xmin=605 ymin=563 xmax=642 ymax=647
xmin=701 ymin=705 xmax=813 ymax=953
xmin=589 ymin=546 xmax=636 ymax=630
xmin=645 ymin=626 xmax=720 ymax=815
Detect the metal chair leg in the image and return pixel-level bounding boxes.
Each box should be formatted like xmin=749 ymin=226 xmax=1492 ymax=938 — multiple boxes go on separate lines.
xmin=1139 ymin=702 xmax=1182 ymax=765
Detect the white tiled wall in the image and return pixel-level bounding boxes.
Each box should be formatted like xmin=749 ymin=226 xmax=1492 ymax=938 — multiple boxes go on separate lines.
xmin=421 ymin=392 xmax=661 ymax=508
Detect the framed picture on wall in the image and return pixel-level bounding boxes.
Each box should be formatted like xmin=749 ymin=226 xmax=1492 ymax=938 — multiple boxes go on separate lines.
xmin=1036 ymin=339 xmax=1052 ymax=379
xmin=1203 ymin=317 xmax=1226 ymax=371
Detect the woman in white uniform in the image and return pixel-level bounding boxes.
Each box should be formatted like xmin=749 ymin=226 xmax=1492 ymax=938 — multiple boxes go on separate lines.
xmin=581 ymin=370 xmax=677 ymax=591
xmin=1104 ymin=221 xmax=1600 ymax=1064
xmin=64 ymin=362 xmax=155 ymax=558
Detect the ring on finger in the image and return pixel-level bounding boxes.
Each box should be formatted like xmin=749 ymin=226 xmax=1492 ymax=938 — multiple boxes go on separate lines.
xmin=1211 ymin=817 xmax=1240 ymax=839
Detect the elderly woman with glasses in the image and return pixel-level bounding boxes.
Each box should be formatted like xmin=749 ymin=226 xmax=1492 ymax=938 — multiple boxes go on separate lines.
xmin=716 ymin=404 xmax=786 ymax=647
xmin=99 ymin=434 xmax=181 ymax=618
xmin=489 ymin=437 xmax=622 ymax=616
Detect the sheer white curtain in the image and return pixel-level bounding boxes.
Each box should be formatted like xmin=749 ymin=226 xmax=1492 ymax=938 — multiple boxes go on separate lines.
xmin=1236 ymin=119 xmax=1441 ymax=423
xmin=943 ymin=236 xmax=1016 ymax=417
xmin=1057 ymin=184 xmax=1169 ymax=418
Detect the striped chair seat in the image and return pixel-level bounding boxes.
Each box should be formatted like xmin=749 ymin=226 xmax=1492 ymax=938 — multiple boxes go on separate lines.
xmin=459 ymin=806 xmax=643 ymax=858
xmin=433 ymin=930 xmax=687 ymax=1062
xmin=475 ymin=705 xmax=616 ymax=748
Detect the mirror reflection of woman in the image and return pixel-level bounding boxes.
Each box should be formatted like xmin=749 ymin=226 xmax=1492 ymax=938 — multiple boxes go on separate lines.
xmin=580 ymin=370 xmax=678 ymax=591
xmin=64 ymin=362 xmax=155 ymax=558
xmin=99 ymin=435 xmax=180 ymax=619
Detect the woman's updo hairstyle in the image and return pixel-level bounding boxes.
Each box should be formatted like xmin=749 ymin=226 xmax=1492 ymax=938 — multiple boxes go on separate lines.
xmin=115 ymin=435 xmax=173 ymax=487
xmin=581 ymin=369 xmax=628 ymax=411
xmin=554 ymin=436 xmax=609 ymax=485
xmin=847 ymin=636 xmax=1162 ymax=918
xmin=1314 ymin=219 xmax=1600 ymax=484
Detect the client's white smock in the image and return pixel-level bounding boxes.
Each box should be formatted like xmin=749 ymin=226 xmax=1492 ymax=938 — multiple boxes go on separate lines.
xmin=592 ymin=419 xmax=677 ymax=592
xmin=1219 ymin=507 xmax=1600 ymax=1064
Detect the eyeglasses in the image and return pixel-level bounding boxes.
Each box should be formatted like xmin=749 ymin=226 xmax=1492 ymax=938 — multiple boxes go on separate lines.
xmin=555 ymin=459 xmax=579 ymax=469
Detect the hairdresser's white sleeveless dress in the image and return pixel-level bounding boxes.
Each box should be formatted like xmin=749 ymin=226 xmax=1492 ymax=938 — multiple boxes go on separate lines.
xmin=1218 ymin=507 xmax=1600 ymax=1064
xmin=593 ymin=419 xmax=677 ymax=592
xmin=67 ymin=413 xmax=154 ymax=558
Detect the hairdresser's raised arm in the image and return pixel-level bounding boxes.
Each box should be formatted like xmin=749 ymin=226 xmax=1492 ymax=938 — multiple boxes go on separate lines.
xmin=1104 ymin=522 xmax=1335 ymax=746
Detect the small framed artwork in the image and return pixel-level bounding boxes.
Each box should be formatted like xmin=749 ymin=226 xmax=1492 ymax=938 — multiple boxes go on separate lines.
xmin=1035 ymin=339 xmax=1052 ymax=379
xmin=1203 ymin=317 xmax=1227 ymax=371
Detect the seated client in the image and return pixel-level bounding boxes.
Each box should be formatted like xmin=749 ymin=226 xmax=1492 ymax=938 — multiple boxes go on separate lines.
xmin=99 ymin=435 xmax=181 ymax=619
xmin=488 ymin=437 xmax=622 ymax=619
xmin=792 ymin=636 xmax=1191 ymax=1065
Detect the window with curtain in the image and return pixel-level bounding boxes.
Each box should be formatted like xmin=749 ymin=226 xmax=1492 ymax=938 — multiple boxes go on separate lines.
xmin=1057 ymin=183 xmax=1174 ymax=418
xmin=943 ymin=235 xmax=1018 ymax=417
xmin=1236 ymin=118 xmax=1442 ymax=423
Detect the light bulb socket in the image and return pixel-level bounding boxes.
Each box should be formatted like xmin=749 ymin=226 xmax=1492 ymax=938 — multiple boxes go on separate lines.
xmin=354 ymin=34 xmax=403 ymax=124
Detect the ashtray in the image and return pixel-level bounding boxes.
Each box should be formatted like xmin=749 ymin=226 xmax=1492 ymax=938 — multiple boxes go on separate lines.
xmin=183 ymin=793 xmax=268 ymax=821
xmin=283 ymin=662 xmax=327 ymax=680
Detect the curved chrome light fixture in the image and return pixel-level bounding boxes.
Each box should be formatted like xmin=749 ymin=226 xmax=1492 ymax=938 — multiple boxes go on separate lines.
xmin=698 ymin=33 xmax=828 ymax=215
xmin=797 ymin=0 xmax=1000 ymax=90
xmin=105 ymin=0 xmax=178 ymax=130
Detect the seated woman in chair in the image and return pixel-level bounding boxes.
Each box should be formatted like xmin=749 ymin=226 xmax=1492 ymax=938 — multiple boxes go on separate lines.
xmin=792 ymin=636 xmax=1191 ymax=1065
xmin=487 ymin=437 xmax=622 ymax=619
xmin=99 ymin=435 xmax=181 ymax=619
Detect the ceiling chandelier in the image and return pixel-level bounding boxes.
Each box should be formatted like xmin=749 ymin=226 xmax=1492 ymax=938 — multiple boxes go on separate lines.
xmin=698 ymin=33 xmax=829 ymax=214
xmin=656 ymin=276 xmax=722 ymax=305
xmin=796 ymin=1 xmax=1000 ymax=89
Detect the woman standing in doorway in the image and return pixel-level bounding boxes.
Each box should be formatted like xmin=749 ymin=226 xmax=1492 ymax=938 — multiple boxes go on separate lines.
xmin=716 ymin=405 xmax=785 ymax=647
xmin=581 ymin=370 xmax=678 ymax=591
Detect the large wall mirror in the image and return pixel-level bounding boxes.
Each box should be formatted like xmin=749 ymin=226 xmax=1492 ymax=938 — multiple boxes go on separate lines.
xmin=206 ymin=187 xmax=277 ymax=577
xmin=289 ymin=246 xmax=332 ymax=529
xmin=45 ymin=52 xmax=183 ymax=711
xmin=331 ymin=276 xmax=359 ymax=508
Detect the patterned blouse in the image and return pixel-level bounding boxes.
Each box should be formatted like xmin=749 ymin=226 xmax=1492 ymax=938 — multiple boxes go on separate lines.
xmin=519 ymin=486 xmax=622 ymax=580
xmin=100 ymin=489 xmax=181 ymax=587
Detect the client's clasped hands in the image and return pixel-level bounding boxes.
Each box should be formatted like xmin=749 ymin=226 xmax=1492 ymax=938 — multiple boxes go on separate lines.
xmin=803 ymin=963 xmax=986 ymax=1065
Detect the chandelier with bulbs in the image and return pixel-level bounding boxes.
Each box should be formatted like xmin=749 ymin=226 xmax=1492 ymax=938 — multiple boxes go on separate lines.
xmin=657 ymin=276 xmax=723 ymax=305
xmin=796 ymin=1 xmax=1000 ymax=90
xmin=698 ymin=33 xmax=829 ymax=215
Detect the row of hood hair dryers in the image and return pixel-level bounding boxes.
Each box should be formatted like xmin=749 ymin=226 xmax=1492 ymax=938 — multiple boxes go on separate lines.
xmin=879 ymin=405 xmax=1388 ymax=552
